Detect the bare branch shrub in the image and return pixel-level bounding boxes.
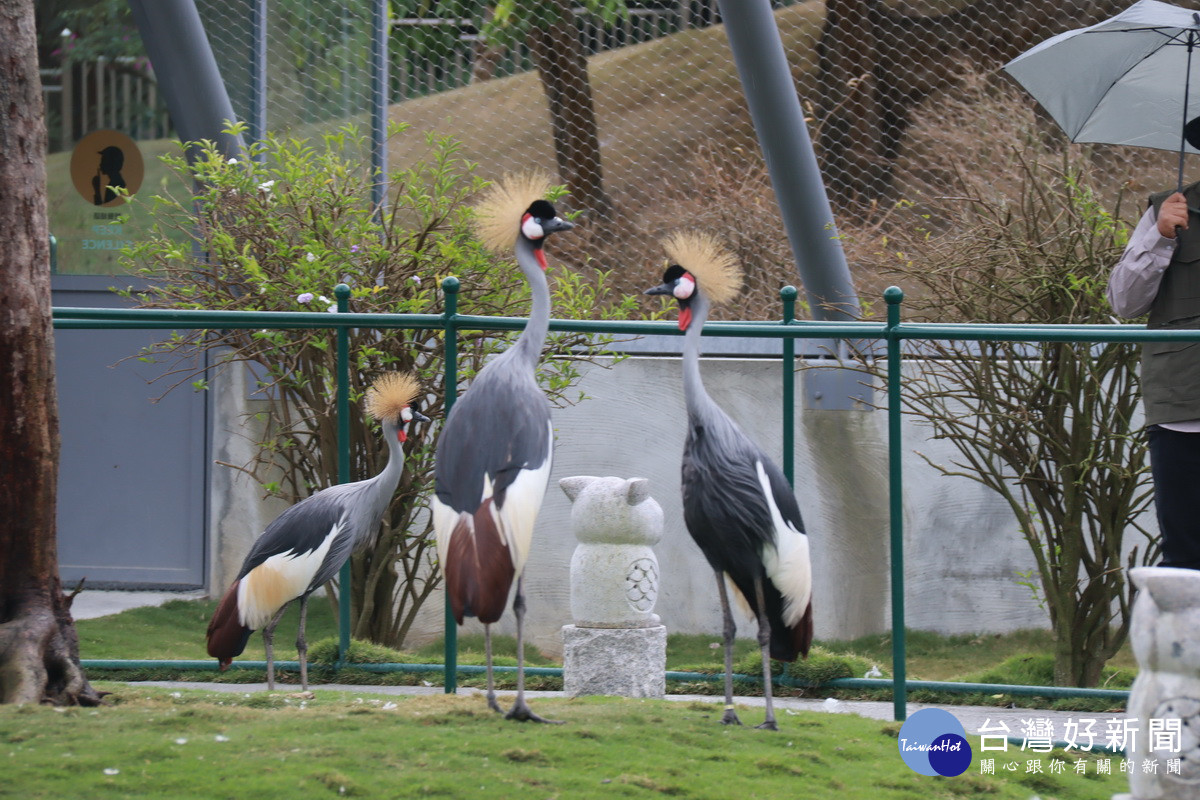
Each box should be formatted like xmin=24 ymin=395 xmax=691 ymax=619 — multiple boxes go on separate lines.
xmin=846 ymin=78 xmax=1161 ymax=686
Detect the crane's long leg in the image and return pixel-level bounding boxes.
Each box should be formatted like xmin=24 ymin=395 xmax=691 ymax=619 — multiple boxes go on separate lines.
xmin=505 ymin=577 xmax=562 ymax=724
xmin=753 ymin=577 xmax=778 ymax=731
xmin=715 ymin=571 xmax=741 ymax=726
xmin=261 ymin=605 xmax=288 ymax=691
xmin=296 ymin=594 xmax=310 ymax=692
xmin=484 ymin=623 xmax=502 ymax=714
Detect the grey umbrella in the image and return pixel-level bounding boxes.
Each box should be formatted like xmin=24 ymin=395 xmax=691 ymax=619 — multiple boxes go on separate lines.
xmin=1004 ymin=0 xmax=1200 ymax=191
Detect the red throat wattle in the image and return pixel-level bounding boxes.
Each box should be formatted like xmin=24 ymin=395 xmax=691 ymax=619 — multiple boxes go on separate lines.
xmin=678 ymin=306 xmax=693 ymax=332
xmin=535 ymin=249 xmax=548 ymax=270
xmin=397 ymin=430 xmax=407 ymax=444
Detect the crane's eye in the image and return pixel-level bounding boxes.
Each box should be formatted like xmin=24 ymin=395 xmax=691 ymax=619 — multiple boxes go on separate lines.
xmin=401 ymin=407 xmax=413 ymax=423
xmin=521 ymin=213 xmax=544 ymax=240
xmin=674 ymin=275 xmax=696 ymax=300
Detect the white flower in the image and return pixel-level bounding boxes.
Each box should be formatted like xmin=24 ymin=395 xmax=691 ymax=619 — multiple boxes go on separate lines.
xmin=318 ymin=295 xmax=330 ymax=304
xmin=258 ymin=180 xmax=275 ymax=193
xmin=103 ymin=768 xmax=120 ymax=776
xmin=411 ymin=275 xmax=422 ymax=284
xmin=227 ymin=158 xmax=238 ymax=165
xmin=305 ymin=252 xmax=317 ymax=263
xmin=297 ymin=292 xmax=314 ymax=304
xmin=326 ymin=304 xmax=338 ymax=313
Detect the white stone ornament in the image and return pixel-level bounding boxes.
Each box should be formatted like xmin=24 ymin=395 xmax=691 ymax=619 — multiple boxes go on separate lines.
xmin=560 ymin=475 xmax=663 ymax=628
xmin=1117 ymin=566 xmax=1200 ymax=800
xmin=559 ymin=475 xmax=667 ymax=698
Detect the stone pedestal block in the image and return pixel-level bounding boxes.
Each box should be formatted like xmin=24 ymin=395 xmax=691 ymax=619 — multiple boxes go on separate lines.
xmin=562 ymin=624 xmax=667 ymax=698
xmin=1115 ymin=566 xmax=1200 ymax=800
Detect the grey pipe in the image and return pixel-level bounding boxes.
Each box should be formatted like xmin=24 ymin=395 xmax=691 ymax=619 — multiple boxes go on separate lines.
xmin=716 ymin=0 xmax=858 ymax=321
xmin=127 ymin=0 xmax=243 ymax=159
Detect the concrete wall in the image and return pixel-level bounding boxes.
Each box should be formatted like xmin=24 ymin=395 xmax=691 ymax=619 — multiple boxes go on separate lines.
xmin=208 ymin=354 xmax=1153 ymax=657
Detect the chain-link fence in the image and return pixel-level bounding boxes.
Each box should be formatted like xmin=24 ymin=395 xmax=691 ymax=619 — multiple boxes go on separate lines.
xmin=42 ymin=0 xmax=1200 ymax=306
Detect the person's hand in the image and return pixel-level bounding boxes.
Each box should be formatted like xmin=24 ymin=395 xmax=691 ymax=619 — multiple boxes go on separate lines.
xmin=1158 ymin=192 xmax=1189 ymax=238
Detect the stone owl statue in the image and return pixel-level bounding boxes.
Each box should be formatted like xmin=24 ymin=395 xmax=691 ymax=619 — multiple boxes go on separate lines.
xmin=1120 ymin=566 xmax=1200 ymax=800
xmin=560 ymin=475 xmax=664 ymax=628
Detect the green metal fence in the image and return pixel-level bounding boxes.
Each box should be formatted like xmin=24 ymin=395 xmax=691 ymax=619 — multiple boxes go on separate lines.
xmin=55 ymin=281 xmax=1198 ymax=722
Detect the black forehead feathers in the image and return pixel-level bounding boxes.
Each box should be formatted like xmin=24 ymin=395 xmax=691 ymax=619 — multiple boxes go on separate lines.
xmin=526 ymin=199 xmax=557 ymax=220
xmin=661 ymin=264 xmax=687 ymax=282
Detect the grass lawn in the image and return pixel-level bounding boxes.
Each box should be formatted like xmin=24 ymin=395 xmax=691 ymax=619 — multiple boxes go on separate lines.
xmin=1 ymin=685 xmax=1129 ymax=799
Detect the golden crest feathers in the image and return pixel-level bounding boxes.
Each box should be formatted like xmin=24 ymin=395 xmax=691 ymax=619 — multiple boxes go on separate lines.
xmin=364 ymin=372 xmax=421 ymax=421
xmin=473 ymin=172 xmax=554 ymax=253
xmin=661 ymin=231 xmax=742 ymax=305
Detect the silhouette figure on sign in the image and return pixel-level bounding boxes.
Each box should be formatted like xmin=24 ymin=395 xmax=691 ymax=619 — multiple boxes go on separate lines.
xmin=92 ymin=146 xmax=126 ymax=205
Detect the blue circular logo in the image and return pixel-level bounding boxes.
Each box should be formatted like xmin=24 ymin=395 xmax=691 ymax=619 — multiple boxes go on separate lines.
xmin=897 ymin=708 xmax=973 ymax=777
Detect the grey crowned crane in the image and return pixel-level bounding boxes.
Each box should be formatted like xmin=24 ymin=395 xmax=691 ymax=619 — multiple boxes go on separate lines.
xmin=206 ymin=372 xmax=429 ymax=689
xmin=645 ymin=232 xmax=813 ymax=730
xmin=431 ymin=174 xmax=573 ymax=723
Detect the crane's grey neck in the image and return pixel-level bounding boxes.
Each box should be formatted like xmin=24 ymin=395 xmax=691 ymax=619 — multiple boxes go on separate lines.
xmin=682 ymin=289 xmax=716 ymax=420
xmin=375 ymin=419 xmax=406 ymax=490
xmin=512 ymin=234 xmax=551 ymax=368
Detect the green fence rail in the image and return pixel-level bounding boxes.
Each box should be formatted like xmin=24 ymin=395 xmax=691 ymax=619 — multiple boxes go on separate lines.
xmin=56 ymin=281 xmax=1196 ymax=722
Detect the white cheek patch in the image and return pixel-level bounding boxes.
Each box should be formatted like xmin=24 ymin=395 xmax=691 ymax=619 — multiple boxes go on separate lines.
xmin=401 ymin=407 xmax=413 ymax=423
xmin=674 ymin=275 xmax=696 ymax=300
xmin=521 ymin=215 xmax=544 ymax=240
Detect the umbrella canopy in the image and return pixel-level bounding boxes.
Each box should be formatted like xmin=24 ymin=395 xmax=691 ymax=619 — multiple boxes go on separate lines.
xmin=1004 ymin=0 xmax=1200 ymax=174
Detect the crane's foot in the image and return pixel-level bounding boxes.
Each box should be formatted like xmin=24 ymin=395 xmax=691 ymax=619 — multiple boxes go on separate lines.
xmin=720 ymin=708 xmax=742 ymax=726
xmin=505 ymin=700 xmax=564 ymax=725
xmin=486 ymin=694 xmax=503 ymax=714
xmin=755 ymin=719 xmax=779 ymax=732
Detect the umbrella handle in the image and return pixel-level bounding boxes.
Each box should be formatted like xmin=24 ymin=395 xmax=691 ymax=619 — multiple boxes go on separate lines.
xmin=1181 ymin=24 xmax=1200 ymax=193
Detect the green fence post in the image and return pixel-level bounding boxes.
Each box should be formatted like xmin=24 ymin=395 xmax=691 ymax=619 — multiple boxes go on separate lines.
xmin=441 ymin=276 xmax=460 ymax=694
xmin=780 ymin=286 xmax=797 ymax=486
xmin=884 ymin=286 xmax=907 ymax=722
xmin=336 ymin=283 xmax=352 ymax=664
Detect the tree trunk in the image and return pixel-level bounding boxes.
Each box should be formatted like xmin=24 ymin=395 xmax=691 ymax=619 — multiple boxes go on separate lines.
xmin=815 ymin=0 xmax=1116 ymax=203
xmin=0 ymin=0 xmax=103 ymax=706
xmin=814 ymin=0 xmax=886 ymax=204
xmin=470 ymin=7 xmax=505 ymax=84
xmin=526 ymin=0 xmax=611 ymax=218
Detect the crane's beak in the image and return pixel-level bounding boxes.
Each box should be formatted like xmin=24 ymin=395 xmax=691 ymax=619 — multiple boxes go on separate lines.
xmin=540 ymin=216 xmax=574 ymax=235
xmin=644 ymin=283 xmax=692 ymax=330
xmin=411 ymin=410 xmax=431 ymax=424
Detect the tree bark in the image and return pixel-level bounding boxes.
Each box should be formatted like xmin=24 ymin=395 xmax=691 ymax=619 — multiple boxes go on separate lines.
xmin=0 ymin=0 xmax=102 ymax=706
xmin=526 ymin=0 xmax=611 ymax=218
xmin=815 ymin=0 xmax=1118 ymax=203
xmin=470 ymin=7 xmax=505 ymax=84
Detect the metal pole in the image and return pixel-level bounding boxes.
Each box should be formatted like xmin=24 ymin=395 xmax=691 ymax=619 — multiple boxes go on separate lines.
xmin=885 ymin=286 xmax=906 ymax=722
xmin=127 ymin=0 xmax=243 ymax=159
xmin=781 ymin=285 xmax=797 ymax=486
xmin=250 ymin=0 xmax=267 ymax=147
xmin=336 ymin=284 xmax=352 ymax=663
xmin=371 ymin=0 xmax=389 ymax=211
xmin=715 ymin=0 xmax=857 ymax=321
xmin=441 ymin=277 xmax=461 ymax=693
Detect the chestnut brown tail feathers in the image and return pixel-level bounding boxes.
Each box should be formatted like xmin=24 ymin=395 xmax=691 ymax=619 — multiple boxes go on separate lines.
xmin=444 ymin=500 xmax=515 ymax=625
xmin=206 ymin=580 xmax=253 ymax=668
xmin=785 ymin=600 xmax=814 ymax=662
